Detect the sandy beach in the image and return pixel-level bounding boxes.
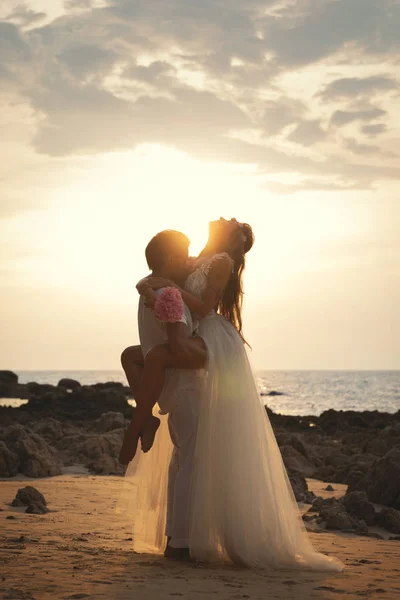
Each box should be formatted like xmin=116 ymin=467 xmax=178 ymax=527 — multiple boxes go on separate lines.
xmin=1 ymin=475 xmax=399 ymax=600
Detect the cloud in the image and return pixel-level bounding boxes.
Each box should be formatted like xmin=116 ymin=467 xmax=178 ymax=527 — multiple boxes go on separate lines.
xmin=288 ymin=119 xmax=326 ymax=146
xmin=29 ymin=73 xmax=250 ymax=156
xmin=263 ymin=179 xmax=363 ymax=195
xmin=319 ymin=75 xmax=398 ymax=101
xmin=5 ymin=4 xmax=47 ymax=27
xmin=361 ymin=123 xmax=387 ymax=137
xmin=0 ymin=0 xmax=399 ymax=201
xmin=0 ymin=21 xmax=31 ymax=61
xmin=330 ymin=108 xmax=386 ymax=127
xmin=262 ymin=97 xmax=306 ymax=136
xmin=57 ymin=44 xmax=118 ymax=79
xmin=344 ymin=138 xmax=380 ymax=155
xmin=262 ymin=0 xmax=400 ymax=67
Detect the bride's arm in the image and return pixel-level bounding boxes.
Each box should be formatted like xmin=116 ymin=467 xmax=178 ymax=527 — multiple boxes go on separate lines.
xmin=137 ymin=256 xmax=233 ymax=317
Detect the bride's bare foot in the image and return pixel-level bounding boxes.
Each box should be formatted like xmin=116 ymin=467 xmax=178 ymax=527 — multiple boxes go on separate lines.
xmin=140 ymin=415 xmax=161 ymax=453
xmin=119 ymin=420 xmax=140 ymax=465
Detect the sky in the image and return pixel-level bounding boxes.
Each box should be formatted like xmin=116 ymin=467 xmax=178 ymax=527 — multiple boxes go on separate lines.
xmin=0 ymin=0 xmax=399 ymax=371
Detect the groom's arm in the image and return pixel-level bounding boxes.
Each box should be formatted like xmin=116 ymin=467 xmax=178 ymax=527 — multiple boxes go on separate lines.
xmin=165 ymin=322 xmax=206 ymax=369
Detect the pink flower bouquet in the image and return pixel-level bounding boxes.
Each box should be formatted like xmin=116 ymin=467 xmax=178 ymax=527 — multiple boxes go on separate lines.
xmin=154 ymin=287 xmax=184 ymax=323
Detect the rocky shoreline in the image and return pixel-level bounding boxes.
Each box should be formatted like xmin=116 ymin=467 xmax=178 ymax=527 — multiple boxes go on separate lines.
xmin=1 ymin=370 xmax=399 ymax=539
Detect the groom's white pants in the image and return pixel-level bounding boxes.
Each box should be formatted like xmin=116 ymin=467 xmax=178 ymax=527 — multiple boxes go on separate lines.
xmin=165 ymin=389 xmax=201 ymax=549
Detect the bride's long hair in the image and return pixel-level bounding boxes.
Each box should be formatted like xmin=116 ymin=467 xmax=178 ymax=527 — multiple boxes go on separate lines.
xmin=199 ymin=220 xmax=254 ymax=343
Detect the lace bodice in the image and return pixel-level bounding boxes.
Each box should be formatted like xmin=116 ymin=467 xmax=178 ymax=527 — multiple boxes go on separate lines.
xmin=184 ymin=252 xmax=231 ymax=303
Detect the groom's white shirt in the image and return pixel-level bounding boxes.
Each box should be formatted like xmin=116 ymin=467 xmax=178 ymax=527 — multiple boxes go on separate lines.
xmin=138 ymin=287 xmax=199 ymax=415
xmin=138 ymin=285 xmax=205 ymax=548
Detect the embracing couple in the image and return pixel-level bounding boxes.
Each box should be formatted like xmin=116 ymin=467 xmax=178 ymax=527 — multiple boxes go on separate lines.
xmin=118 ymin=217 xmax=343 ymax=572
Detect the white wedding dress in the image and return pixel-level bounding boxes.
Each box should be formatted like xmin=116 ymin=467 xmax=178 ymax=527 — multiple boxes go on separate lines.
xmin=118 ymin=253 xmax=343 ymax=571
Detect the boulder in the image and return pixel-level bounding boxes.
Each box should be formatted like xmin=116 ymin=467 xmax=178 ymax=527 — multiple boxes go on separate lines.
xmin=59 ymin=430 xmax=125 ymax=475
xmin=57 ymin=378 xmax=81 ymax=390
xmin=304 ymin=490 xmax=317 ymax=504
xmin=280 ymin=445 xmax=316 ymax=477
xmin=364 ymin=423 xmax=400 ymax=457
xmin=13 ymin=486 xmax=46 ymax=506
xmin=12 ymin=498 xmax=25 ymax=507
xmin=362 ymin=448 xmax=400 ymax=509
xmin=317 ymin=499 xmax=357 ymax=532
xmin=324 ymin=508 xmax=355 ymax=532
xmin=4 ymin=424 xmax=62 ymax=478
xmin=0 ymin=370 xmax=18 ymax=384
xmin=31 ymin=418 xmax=64 ymax=442
xmin=0 ymin=441 xmax=19 ymax=477
xmin=309 ymin=496 xmax=337 ymax=513
xmin=26 ymin=502 xmax=49 ymax=514
xmin=26 ymin=382 xmax=57 ymax=395
xmin=342 ymin=491 xmax=376 ymax=526
xmin=288 ymin=470 xmax=307 ymax=502
xmin=378 ymin=508 xmax=400 ymax=534
xmin=94 ymin=411 xmax=127 ymax=433
xmin=336 ymin=453 xmax=376 ymax=486
xmin=90 ymin=382 xmax=125 ymax=391
xmin=276 ymin=433 xmax=314 ymax=461
xmin=21 ymin=387 xmax=131 ymax=422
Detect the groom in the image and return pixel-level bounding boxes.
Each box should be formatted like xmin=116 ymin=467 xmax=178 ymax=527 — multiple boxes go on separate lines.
xmin=121 ymin=230 xmax=207 ymax=559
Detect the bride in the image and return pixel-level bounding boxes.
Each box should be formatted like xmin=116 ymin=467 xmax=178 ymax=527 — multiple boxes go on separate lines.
xmin=124 ymin=217 xmax=343 ymax=571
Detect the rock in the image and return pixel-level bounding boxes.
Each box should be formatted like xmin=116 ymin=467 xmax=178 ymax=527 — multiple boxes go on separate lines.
xmin=342 ymin=491 xmax=376 ymax=526
xmin=364 ymin=423 xmax=400 ymax=457
xmin=312 ymin=465 xmax=336 ymax=481
xmin=22 ymin=387 xmax=131 ymax=422
xmin=309 ymin=497 xmax=324 ymax=512
xmin=361 ymin=448 xmax=400 ymax=509
xmin=90 ymin=381 xmax=125 ymax=391
xmin=303 ymin=513 xmax=318 ymax=522
xmin=3 ymin=425 xmax=62 ymax=478
xmin=0 ymin=371 xmax=23 ymax=398
xmin=57 ymin=378 xmax=81 ymax=390
xmin=280 ymin=445 xmax=316 ymax=477
xmin=26 ymin=382 xmax=57 ymax=395
xmin=304 ymin=491 xmax=317 ymax=504
xmin=94 ymin=411 xmax=127 ymax=433
xmin=261 ymin=390 xmax=284 ymax=397
xmin=324 ymin=509 xmax=355 ymax=532
xmin=25 ymin=502 xmax=49 ymax=514
xmin=13 ymin=486 xmax=47 ymax=506
xmin=11 ymin=498 xmax=25 ymax=507
xmin=335 ymin=453 xmax=376 ymax=487
xmin=59 ymin=430 xmax=125 ymax=475
xmin=288 ymin=471 xmax=308 ymax=502
xmin=319 ymin=500 xmax=356 ymax=531
xmin=378 ymin=507 xmax=400 ymax=534
xmin=31 ymin=418 xmax=64 ymax=442
xmin=0 ymin=370 xmax=18 ymax=384
xmin=309 ymin=496 xmax=337 ymax=513
xmin=325 ymin=485 xmax=334 ymax=491
xmin=0 ymin=440 xmax=19 ymax=477
xmin=354 ymin=519 xmax=369 ymax=534
xmin=277 ymin=433 xmax=314 ymax=461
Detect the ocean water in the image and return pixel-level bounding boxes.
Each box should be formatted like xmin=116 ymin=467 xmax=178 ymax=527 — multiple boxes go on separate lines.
xmin=1 ymin=370 xmax=399 ymax=416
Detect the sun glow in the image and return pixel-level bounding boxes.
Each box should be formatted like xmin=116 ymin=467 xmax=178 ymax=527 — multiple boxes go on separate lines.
xmin=3 ymin=145 xmax=372 ymax=308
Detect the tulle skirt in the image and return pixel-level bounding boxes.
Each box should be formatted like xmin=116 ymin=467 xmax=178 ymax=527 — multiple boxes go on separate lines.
xmin=117 ymin=312 xmax=343 ymax=571
xmin=188 ymin=313 xmax=343 ymax=571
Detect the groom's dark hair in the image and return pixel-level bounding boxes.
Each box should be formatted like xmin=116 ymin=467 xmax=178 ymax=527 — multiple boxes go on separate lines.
xmin=145 ymin=230 xmax=190 ymax=270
